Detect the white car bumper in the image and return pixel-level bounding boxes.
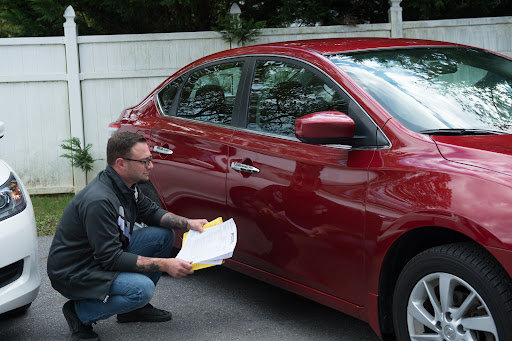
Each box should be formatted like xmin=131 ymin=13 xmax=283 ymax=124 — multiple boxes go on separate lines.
xmin=0 ymin=167 xmax=40 ymax=314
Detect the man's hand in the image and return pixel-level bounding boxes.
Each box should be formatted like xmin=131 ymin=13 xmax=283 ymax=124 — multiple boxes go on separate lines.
xmin=135 ymin=256 xmax=195 ymax=278
xmin=187 ymin=219 xmax=208 ymax=233
xmin=163 ymin=258 xmax=194 ymax=278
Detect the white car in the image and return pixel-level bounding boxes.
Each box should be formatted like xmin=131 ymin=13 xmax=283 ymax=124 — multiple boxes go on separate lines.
xmin=0 ymin=121 xmax=40 ymax=315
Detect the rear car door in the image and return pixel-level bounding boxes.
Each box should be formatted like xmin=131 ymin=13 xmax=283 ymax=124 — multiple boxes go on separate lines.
xmin=148 ymin=60 xmax=246 ymax=222
xmin=227 ymin=57 xmax=385 ymax=305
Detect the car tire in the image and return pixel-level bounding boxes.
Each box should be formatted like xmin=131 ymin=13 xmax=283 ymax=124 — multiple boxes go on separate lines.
xmin=138 ymin=182 xmax=162 ymax=209
xmin=392 ymin=242 xmax=512 ymax=341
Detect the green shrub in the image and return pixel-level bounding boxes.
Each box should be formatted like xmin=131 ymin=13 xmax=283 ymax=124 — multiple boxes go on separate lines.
xmin=60 ymin=137 xmax=101 ymax=173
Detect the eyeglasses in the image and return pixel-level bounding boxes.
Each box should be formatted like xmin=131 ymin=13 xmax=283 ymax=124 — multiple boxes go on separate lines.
xmin=122 ymin=155 xmax=153 ymax=167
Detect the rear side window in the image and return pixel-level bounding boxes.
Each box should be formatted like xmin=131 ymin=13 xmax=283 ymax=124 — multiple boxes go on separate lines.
xmin=248 ymin=60 xmax=349 ymax=137
xmin=176 ymin=61 xmax=244 ymax=125
xmin=157 ymin=77 xmax=184 ymax=116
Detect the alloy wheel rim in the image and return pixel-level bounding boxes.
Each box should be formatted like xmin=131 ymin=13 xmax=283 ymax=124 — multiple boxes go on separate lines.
xmin=407 ymin=272 xmax=498 ymax=341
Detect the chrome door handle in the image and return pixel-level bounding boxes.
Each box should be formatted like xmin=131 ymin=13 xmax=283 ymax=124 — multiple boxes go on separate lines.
xmin=231 ymin=162 xmax=260 ymax=174
xmin=153 ymin=146 xmax=173 ymax=155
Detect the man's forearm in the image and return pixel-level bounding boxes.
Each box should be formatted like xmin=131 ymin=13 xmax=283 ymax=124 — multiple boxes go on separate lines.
xmin=135 ymin=256 xmax=163 ymax=272
xmin=160 ymin=212 xmax=189 ymax=230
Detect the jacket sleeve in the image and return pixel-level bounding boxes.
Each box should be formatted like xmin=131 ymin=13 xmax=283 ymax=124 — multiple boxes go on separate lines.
xmin=80 ymin=198 xmax=138 ymax=272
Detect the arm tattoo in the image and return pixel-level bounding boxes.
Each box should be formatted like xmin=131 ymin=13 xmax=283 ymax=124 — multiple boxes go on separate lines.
xmin=135 ymin=256 xmax=161 ymax=272
xmin=160 ymin=212 xmax=189 ymax=231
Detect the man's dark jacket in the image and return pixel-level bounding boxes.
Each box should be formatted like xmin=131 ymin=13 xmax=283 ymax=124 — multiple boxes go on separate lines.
xmin=47 ymin=166 xmax=167 ymax=301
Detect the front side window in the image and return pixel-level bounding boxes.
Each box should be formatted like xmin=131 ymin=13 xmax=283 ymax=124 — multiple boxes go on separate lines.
xmin=176 ymin=61 xmax=244 ymax=125
xmin=248 ymin=60 xmax=349 ymax=137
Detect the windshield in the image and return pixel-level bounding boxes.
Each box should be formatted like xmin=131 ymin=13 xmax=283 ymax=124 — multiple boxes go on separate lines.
xmin=329 ymin=47 xmax=512 ymax=134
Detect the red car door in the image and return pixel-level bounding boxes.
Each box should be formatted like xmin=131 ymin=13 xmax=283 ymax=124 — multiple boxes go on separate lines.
xmin=226 ymin=59 xmax=379 ymax=305
xmin=147 ymin=61 xmax=245 ymax=223
xmin=149 ymin=119 xmax=232 ymax=220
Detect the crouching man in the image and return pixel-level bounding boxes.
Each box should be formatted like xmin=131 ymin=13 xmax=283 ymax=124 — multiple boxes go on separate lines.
xmin=48 ymin=132 xmax=207 ymax=341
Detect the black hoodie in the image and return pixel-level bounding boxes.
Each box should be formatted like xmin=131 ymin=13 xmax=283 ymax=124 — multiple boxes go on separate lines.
xmin=47 ymin=166 xmax=166 ymax=301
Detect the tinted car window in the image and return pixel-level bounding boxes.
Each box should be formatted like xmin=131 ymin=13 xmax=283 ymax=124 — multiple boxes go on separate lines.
xmin=157 ymin=77 xmax=184 ymax=116
xmin=176 ymin=61 xmax=244 ymax=125
xmin=248 ymin=60 xmax=349 ymax=137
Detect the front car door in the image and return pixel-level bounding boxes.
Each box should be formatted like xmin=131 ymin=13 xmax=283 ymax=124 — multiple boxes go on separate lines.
xmin=227 ymin=57 xmax=386 ymax=305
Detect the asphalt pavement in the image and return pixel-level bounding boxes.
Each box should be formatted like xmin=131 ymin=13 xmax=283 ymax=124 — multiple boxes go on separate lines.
xmin=0 ymin=236 xmax=382 ymax=341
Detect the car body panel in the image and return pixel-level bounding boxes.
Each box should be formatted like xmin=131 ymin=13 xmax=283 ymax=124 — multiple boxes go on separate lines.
xmin=225 ymin=256 xmax=367 ymax=319
xmin=111 ymin=38 xmax=512 ymax=339
xmin=0 ymin=159 xmax=9 ymax=184
xmin=433 ymin=134 xmax=512 ymax=177
xmin=227 ymin=130 xmax=373 ymax=305
xmin=364 ymin=120 xmax=512 ymax=294
xmin=255 ymin=37 xmax=464 ymax=54
xmin=147 ymin=117 xmax=233 ymax=221
xmin=0 ymin=160 xmax=40 ymax=315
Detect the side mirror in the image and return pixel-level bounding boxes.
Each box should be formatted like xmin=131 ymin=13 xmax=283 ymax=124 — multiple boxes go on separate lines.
xmin=295 ymin=111 xmax=355 ymax=144
xmin=0 ymin=121 xmax=4 ymax=139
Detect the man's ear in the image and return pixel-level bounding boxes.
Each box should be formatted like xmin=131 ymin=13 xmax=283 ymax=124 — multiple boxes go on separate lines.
xmin=113 ymin=158 xmax=127 ymax=173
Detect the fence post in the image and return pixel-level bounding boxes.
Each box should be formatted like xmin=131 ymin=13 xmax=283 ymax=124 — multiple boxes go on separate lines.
xmin=63 ymin=5 xmax=86 ymax=193
xmin=388 ymin=0 xmax=403 ymax=38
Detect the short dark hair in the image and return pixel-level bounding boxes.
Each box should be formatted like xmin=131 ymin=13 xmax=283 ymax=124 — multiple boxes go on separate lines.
xmin=107 ymin=132 xmax=147 ymax=166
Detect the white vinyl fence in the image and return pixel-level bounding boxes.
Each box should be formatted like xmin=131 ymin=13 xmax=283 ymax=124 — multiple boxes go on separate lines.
xmin=0 ymin=3 xmax=511 ymax=194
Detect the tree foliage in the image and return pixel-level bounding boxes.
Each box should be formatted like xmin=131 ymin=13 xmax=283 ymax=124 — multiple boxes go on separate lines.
xmin=0 ymin=0 xmax=234 ymax=37
xmin=402 ymin=0 xmax=512 ymax=21
xmin=214 ymin=13 xmax=266 ymax=46
xmin=240 ymin=0 xmax=389 ymax=26
xmin=0 ymin=0 xmax=510 ymax=37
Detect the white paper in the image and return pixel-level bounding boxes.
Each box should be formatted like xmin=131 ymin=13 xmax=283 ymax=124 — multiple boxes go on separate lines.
xmin=176 ymin=218 xmax=237 ymax=264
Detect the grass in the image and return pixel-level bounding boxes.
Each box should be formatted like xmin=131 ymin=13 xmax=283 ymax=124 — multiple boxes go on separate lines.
xmin=31 ymin=193 xmax=74 ymax=236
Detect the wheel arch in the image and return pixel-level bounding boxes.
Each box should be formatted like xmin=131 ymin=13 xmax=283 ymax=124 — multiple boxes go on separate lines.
xmin=377 ymin=226 xmax=473 ymax=338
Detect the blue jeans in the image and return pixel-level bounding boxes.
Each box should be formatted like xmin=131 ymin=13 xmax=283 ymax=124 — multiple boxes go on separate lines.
xmin=72 ymin=226 xmax=175 ymax=325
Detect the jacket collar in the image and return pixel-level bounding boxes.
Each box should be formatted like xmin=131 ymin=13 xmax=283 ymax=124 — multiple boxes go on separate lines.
xmin=104 ymin=165 xmax=137 ymax=202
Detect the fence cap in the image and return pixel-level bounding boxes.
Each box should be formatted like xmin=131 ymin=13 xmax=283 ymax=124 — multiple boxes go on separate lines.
xmin=64 ymin=5 xmax=76 ymax=20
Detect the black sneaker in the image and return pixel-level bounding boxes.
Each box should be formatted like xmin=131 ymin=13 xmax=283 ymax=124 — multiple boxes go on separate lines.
xmin=62 ymin=300 xmax=100 ymax=341
xmin=117 ymin=303 xmax=172 ymax=323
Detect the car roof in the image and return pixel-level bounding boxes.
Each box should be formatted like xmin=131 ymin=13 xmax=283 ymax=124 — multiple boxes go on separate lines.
xmin=250 ymin=37 xmax=465 ymax=55
xmin=168 ymin=37 xmax=470 ymax=89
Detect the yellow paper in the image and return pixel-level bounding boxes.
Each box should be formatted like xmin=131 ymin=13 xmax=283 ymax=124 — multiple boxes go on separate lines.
xmin=182 ymin=217 xmax=224 ymax=270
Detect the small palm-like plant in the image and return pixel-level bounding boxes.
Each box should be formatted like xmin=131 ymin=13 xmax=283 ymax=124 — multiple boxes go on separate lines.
xmin=214 ymin=14 xmax=265 ymax=47
xmin=60 ymin=137 xmax=101 ymax=174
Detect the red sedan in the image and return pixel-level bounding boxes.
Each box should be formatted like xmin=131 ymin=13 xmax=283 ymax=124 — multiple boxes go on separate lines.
xmin=110 ymin=38 xmax=512 ymax=341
